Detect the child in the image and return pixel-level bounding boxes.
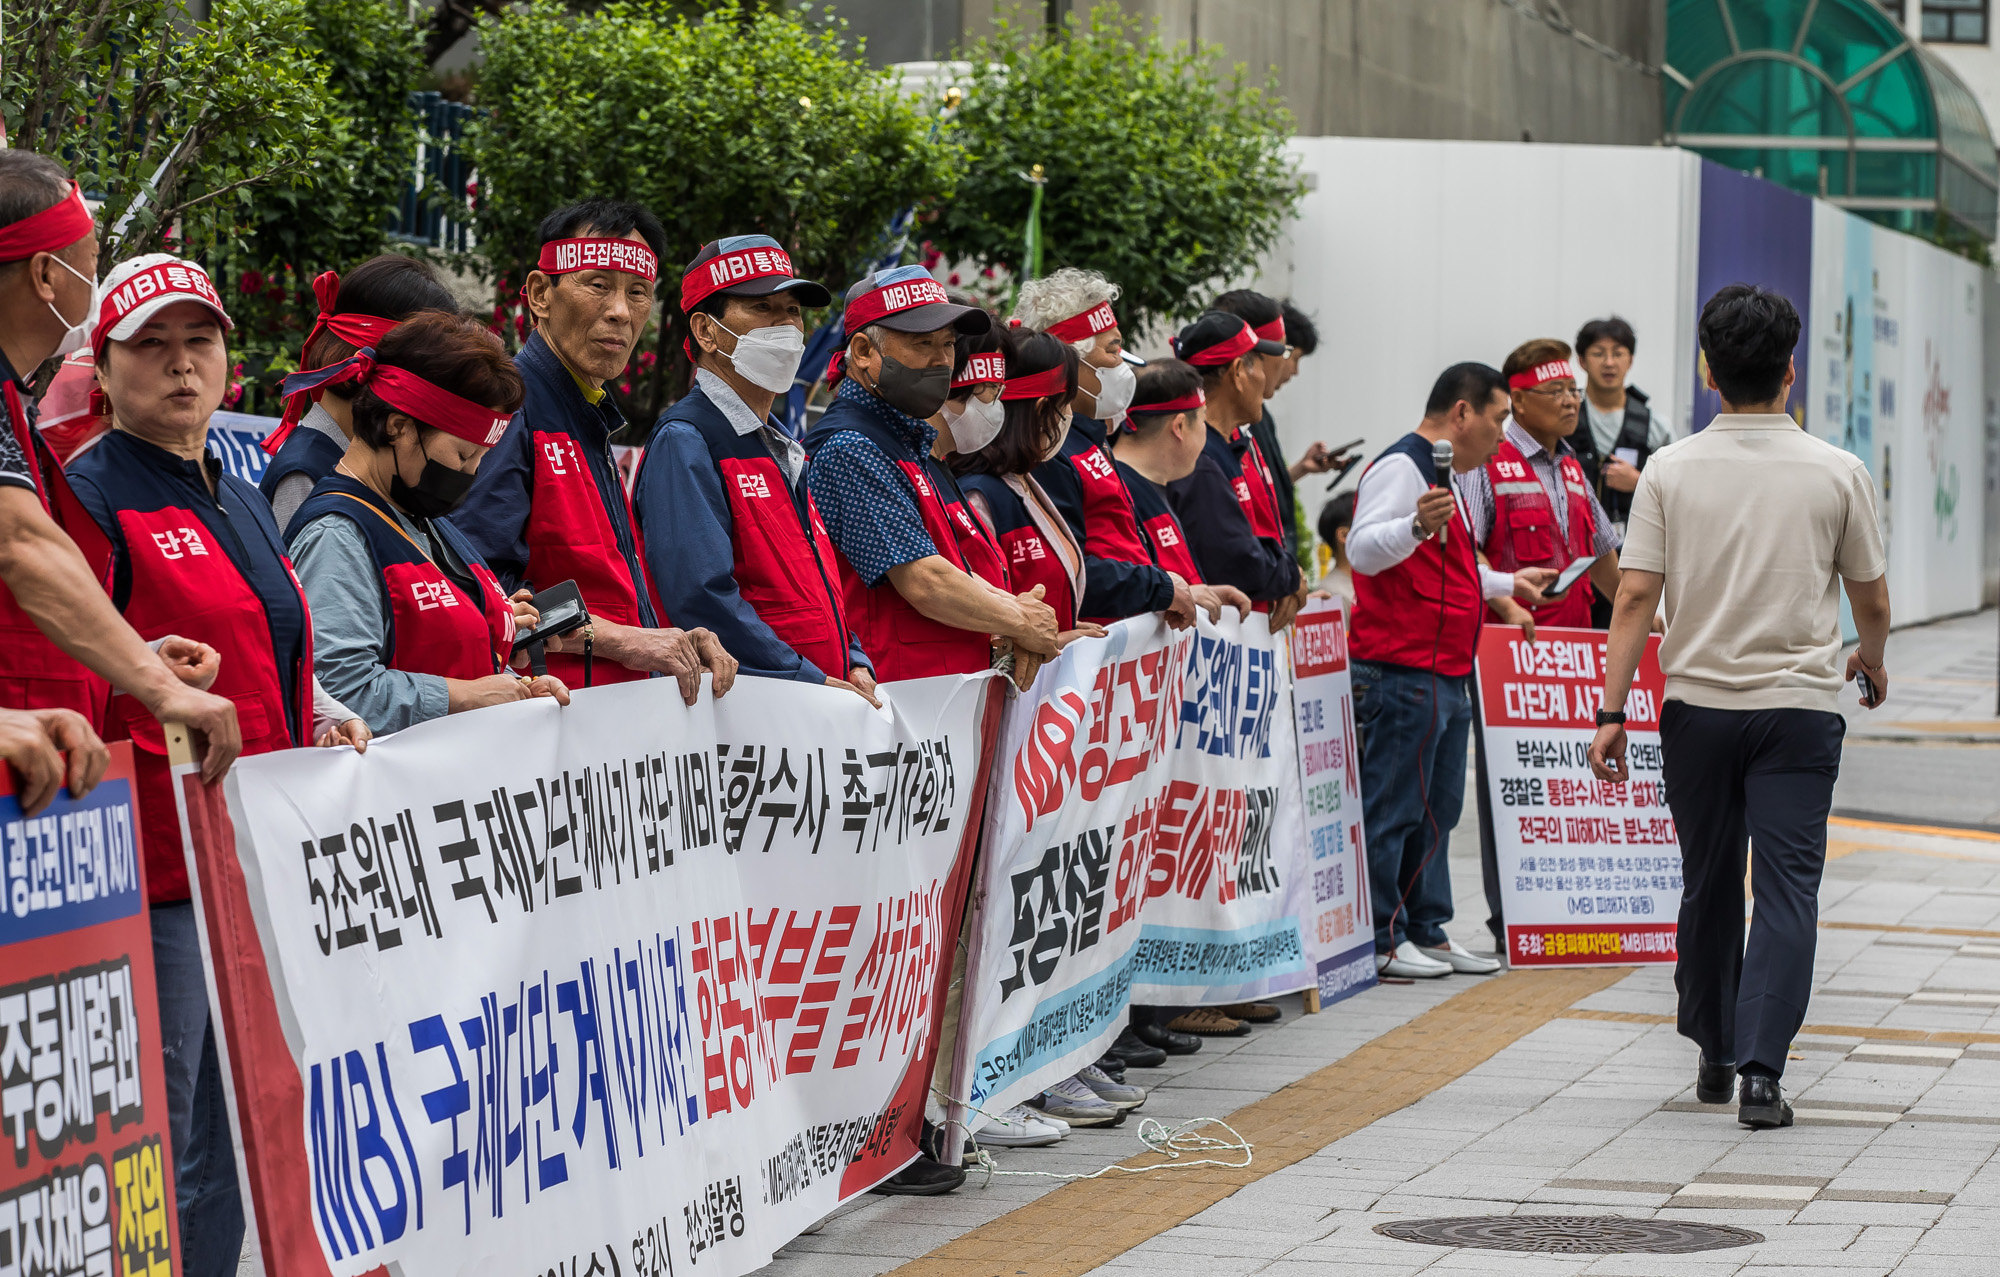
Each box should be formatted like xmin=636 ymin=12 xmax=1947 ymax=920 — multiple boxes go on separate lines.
xmin=1314 ymin=490 xmax=1357 ymax=610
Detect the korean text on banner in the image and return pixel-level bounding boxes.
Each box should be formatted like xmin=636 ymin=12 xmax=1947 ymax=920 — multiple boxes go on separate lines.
xmin=1 ymin=742 xmax=180 ymax=1277
xmin=1474 ymin=624 xmax=1680 ymax=966
xmin=952 ymin=609 xmax=1313 ymax=1138
xmin=1288 ymin=599 xmax=1375 ymax=1005
xmin=174 ymin=673 xmax=998 ymax=1277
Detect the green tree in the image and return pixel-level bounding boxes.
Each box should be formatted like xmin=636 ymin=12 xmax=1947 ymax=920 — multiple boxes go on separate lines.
xmin=929 ymin=3 xmax=1303 ymax=331
xmin=1 ymin=0 xmax=333 ymax=266
xmin=468 ymin=0 xmax=962 ymax=424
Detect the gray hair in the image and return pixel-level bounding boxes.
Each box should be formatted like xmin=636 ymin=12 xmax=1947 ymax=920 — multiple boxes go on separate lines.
xmin=1010 ymin=267 xmax=1120 ymax=345
xmin=0 ymin=152 xmax=76 ymax=263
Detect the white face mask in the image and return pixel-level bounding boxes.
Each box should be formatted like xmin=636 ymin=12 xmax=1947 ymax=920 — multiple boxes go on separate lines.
xmin=1089 ymin=358 xmax=1136 ymax=420
xmin=945 ymin=393 xmax=1005 ymax=453
xmin=46 ymin=254 xmax=96 ymax=358
xmin=710 ymin=318 xmax=805 ymax=393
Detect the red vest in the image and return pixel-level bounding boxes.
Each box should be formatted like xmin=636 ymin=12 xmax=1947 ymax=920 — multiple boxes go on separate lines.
xmin=0 ymin=382 xmax=112 ymax=723
xmin=928 ymin=458 xmax=1011 ymax=594
xmin=803 ymin=406 xmax=994 ymax=681
xmin=1060 ymin=429 xmax=1152 ymax=565
xmin=1232 ymin=425 xmax=1284 ymax=541
xmin=959 ymin=473 xmax=1076 ymax=632
xmin=1350 ymin=434 xmax=1484 ymax=678
xmin=524 ymin=429 xmax=649 ymax=686
xmin=1115 ymin=460 xmax=1205 ymax=584
xmin=1483 ymin=439 xmax=1596 ymax=628
xmin=292 ymin=477 xmax=515 ymax=682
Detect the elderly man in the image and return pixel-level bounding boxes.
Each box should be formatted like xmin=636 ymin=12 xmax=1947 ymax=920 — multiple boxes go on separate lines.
xmin=633 ymin=236 xmax=876 ymax=700
xmin=454 ymin=199 xmax=736 ymax=703
xmin=1013 ymin=268 xmax=1196 ymax=629
xmin=0 ymin=149 xmax=238 ymax=777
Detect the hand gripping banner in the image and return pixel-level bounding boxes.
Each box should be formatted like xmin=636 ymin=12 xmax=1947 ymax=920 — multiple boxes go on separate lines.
xmin=169 ymin=673 xmax=1000 ymax=1277
xmin=949 ymin=610 xmax=1315 ymax=1142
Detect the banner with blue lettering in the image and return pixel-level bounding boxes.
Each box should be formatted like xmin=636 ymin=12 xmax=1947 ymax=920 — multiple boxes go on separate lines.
xmin=181 ymin=674 xmax=998 ymax=1277
xmin=949 ymin=610 xmax=1314 ymax=1143
xmin=1288 ymin=598 xmax=1376 ymax=1007
xmin=1 ymin=742 xmax=180 ymax=1277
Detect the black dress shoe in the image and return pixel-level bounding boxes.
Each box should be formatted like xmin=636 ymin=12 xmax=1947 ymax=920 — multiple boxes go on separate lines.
xmin=1696 ymin=1054 xmax=1735 ymax=1105
xmin=869 ymin=1156 xmax=965 ymax=1196
xmin=1105 ymin=1029 xmax=1168 ymax=1068
xmin=1129 ymin=1022 xmax=1203 ymax=1055
xmin=1738 ymin=1075 xmax=1794 ymax=1129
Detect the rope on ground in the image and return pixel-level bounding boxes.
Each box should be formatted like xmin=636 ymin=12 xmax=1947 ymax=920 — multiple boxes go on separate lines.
xmin=931 ymin=1086 xmax=1253 ymax=1187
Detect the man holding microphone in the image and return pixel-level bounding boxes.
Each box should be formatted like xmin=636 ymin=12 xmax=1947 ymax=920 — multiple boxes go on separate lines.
xmin=1347 ymin=363 xmax=1556 ymax=979
xmin=1591 ymin=285 xmax=1889 ymax=1130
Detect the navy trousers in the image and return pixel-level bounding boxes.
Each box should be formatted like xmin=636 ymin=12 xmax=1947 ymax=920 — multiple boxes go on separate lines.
xmin=1352 ymin=660 xmax=1471 ymax=953
xmin=1660 ymin=701 xmax=1845 ymax=1078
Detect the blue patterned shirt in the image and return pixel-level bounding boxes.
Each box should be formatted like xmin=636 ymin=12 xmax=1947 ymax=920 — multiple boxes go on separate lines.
xmin=804 ymin=378 xmax=938 ymax=586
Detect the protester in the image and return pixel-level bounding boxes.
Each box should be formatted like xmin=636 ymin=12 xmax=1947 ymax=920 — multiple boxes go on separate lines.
xmin=0 ymin=151 xmax=241 ymax=777
xmin=1591 ymin=284 xmax=1890 ymax=1130
xmin=285 ymin=311 xmax=570 ymax=733
xmin=926 ymin=320 xmax=1016 ymax=619
xmin=1313 ymin=490 xmax=1356 ymax=610
xmin=1013 ymin=268 xmax=1196 ymax=629
xmin=262 ymin=256 xmax=462 ymax=529
xmin=67 ymin=253 xmax=369 ymax=1277
xmin=1345 ymin=362 xmax=1554 ymax=980
xmin=1211 ymin=291 xmax=1352 ymax=574
xmin=0 ymin=704 xmax=106 ymax=816
xmin=1163 ymin=312 xmax=1303 ymax=624
xmin=802 ymin=266 xmax=1053 ymax=1194
xmin=453 ymin=199 xmax=737 ymax=702
xmin=630 ymin=236 xmax=878 ymax=702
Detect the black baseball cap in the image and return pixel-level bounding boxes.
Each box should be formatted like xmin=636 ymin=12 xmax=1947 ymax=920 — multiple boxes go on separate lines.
xmin=1171 ymin=311 xmax=1285 ymax=367
xmin=680 ymin=235 xmax=831 ymax=312
xmin=842 ymin=266 xmax=992 ymax=336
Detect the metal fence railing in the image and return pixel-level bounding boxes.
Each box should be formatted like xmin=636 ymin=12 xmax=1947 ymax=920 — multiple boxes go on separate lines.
xmin=391 ymin=91 xmax=479 ymax=252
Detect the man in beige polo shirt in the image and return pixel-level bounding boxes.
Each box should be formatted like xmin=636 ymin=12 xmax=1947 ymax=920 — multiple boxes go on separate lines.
xmin=1589 ymin=284 xmax=1890 ymax=1132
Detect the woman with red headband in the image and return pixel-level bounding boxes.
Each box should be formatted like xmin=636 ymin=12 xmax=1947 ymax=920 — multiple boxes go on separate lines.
xmin=286 ymin=312 xmax=567 ymax=733
xmin=261 ymin=256 xmax=460 ymax=530
xmin=64 ymin=252 xmax=369 ymax=1277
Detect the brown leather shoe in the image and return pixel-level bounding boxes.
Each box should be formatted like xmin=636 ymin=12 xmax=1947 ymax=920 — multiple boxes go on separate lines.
xmin=1165 ymin=1008 xmax=1251 ymax=1036
xmin=1218 ymin=1001 xmax=1281 ymax=1023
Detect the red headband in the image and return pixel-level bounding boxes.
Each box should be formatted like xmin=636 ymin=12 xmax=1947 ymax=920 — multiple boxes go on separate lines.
xmin=953 ymin=352 xmax=1006 ymax=387
xmin=1130 ymin=388 xmax=1205 ymax=415
xmin=1252 ymin=316 xmax=1285 ymax=344
xmin=0 ymin=182 xmax=94 ymax=262
xmin=278 ymin=352 xmax=512 ymax=448
xmin=537 ymin=237 xmax=658 ymax=281
xmin=1508 ymin=360 xmax=1575 ymax=391
xmin=265 ymin=271 xmax=402 ymax=454
xmin=1045 ymin=301 xmax=1117 ymax=344
xmin=1000 ymin=365 xmax=1069 ymax=401
xmin=1181 ymin=323 xmax=1255 ymax=367
xmin=844 ymin=275 xmax=950 ymax=331
xmin=681 ymin=244 xmax=796 ymax=312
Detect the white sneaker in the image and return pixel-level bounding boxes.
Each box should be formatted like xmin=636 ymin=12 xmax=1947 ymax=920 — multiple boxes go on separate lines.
xmin=1416 ymin=938 xmax=1502 ymax=975
xmin=975 ymin=1104 xmax=1065 ymax=1147
xmin=1377 ymin=940 xmax=1453 ymax=979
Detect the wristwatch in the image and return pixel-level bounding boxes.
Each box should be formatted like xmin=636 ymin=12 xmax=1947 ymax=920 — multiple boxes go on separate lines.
xmin=1595 ymin=709 xmax=1626 ymax=726
xmin=1410 ymin=512 xmax=1434 ymax=542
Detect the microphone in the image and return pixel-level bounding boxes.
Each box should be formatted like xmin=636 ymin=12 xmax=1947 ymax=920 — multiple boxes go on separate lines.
xmin=1430 ymin=438 xmax=1455 ymax=546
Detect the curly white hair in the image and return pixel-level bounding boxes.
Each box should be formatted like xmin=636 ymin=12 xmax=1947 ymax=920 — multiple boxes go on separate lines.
xmin=1010 ymin=267 xmax=1121 ymax=345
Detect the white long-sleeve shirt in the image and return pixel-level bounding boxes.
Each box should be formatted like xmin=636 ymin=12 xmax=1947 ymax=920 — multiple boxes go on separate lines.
xmin=1347 ymin=449 xmax=1515 ymax=601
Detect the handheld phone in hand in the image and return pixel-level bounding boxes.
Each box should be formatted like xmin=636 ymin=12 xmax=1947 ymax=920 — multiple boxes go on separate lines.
xmin=1856 ymin=668 xmax=1881 ymax=708
xmin=1550 ymin=554 xmax=1597 ymax=597
xmin=511 ymin=579 xmax=589 ymax=657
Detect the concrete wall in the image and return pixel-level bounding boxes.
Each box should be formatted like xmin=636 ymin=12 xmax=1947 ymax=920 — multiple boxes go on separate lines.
xmin=874 ymin=0 xmax=1667 ymax=144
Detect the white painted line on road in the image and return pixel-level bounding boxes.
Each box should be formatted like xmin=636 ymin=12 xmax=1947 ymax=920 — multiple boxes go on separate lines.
xmin=1848 ymin=1044 xmax=1965 ymax=1061
xmin=1672 ymin=1183 xmax=1818 ymax=1201
xmin=1794 ymin=1107 xmax=1905 ymax=1123
xmin=1911 ymin=992 xmax=2000 ymax=1004
xmin=1959 ymin=945 xmax=2000 ymax=957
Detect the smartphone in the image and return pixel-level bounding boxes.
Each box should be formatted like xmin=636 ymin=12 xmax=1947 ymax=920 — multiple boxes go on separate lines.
xmin=1856 ymin=668 xmax=1881 ymax=708
xmin=511 ymin=579 xmax=590 ymax=656
xmin=1550 ymin=554 xmax=1597 ymax=598
xmin=1328 ymin=437 xmax=1367 ymax=455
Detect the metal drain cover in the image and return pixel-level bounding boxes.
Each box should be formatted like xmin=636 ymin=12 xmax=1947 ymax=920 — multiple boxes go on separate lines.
xmin=1375 ymin=1215 xmax=1764 ymax=1254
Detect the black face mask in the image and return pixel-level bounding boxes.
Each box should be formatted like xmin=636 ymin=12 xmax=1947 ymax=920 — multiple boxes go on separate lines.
xmin=871 ymin=352 xmax=952 ymax=420
xmin=389 ymin=436 xmax=476 ymax=520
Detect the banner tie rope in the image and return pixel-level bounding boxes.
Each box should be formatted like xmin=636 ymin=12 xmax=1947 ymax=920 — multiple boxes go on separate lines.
xmin=929 ymin=1086 xmax=1253 ymax=1187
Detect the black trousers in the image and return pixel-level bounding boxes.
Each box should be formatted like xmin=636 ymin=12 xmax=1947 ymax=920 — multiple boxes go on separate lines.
xmin=1661 ymin=701 xmax=1845 ymax=1078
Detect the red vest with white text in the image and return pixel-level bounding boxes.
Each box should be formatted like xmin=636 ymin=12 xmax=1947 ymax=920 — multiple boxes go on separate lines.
xmin=1232 ymin=425 xmax=1284 ymax=541
xmin=1350 ymin=434 xmax=1483 ymax=677
xmin=1116 ymin=459 xmax=1204 ymax=584
xmin=1482 ymin=438 xmax=1596 ymax=629
xmin=958 ymin=473 xmax=1076 ymax=632
xmin=525 ymin=428 xmax=649 ymax=685
xmin=927 ymin=458 xmax=1011 ymax=595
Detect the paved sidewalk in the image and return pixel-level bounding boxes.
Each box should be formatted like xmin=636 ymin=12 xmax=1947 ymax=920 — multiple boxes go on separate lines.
xmin=756 ymin=805 xmax=2000 ymax=1275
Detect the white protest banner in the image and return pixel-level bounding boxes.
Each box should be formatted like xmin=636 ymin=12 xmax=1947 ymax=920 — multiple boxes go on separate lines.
xmin=1474 ymin=624 xmax=1681 ymax=966
xmin=952 ymin=609 xmax=1313 ymax=1135
xmin=171 ymin=672 xmax=999 ymax=1277
xmin=1287 ymin=598 xmax=1376 ymax=1005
